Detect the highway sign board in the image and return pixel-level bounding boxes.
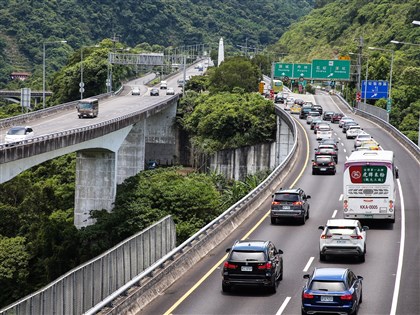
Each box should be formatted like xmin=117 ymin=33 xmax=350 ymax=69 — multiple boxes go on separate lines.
xmin=273 ymin=63 xmax=293 ymax=78
xmin=293 ymin=63 xmax=312 ymax=78
xmin=312 ymin=60 xmax=351 ymax=80
xmin=361 ymin=80 xmax=389 ymax=99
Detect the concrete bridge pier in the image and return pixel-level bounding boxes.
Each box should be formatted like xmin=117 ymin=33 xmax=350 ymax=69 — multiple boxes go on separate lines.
xmin=117 ymin=120 xmax=146 ymax=184
xmin=144 ymin=101 xmax=177 ymax=166
xmin=75 ymin=149 xmax=117 ymax=228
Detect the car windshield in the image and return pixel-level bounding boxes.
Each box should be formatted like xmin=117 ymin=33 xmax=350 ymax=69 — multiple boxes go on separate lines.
xmin=327 ymin=227 xmax=358 ymax=236
xmin=310 ymin=280 xmax=346 ymax=291
xmin=274 ymin=193 xmax=299 ymax=202
xmin=230 ymin=251 xmax=265 ymax=261
xmin=7 ymin=128 xmax=25 ymax=135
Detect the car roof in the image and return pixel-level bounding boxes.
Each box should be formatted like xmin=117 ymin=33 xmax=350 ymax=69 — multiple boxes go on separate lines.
xmin=326 ymin=219 xmax=359 ymax=227
xmin=312 ymin=268 xmax=348 ymax=281
xmin=232 ymin=240 xmax=269 ymax=251
xmin=275 ymin=188 xmax=301 ymax=194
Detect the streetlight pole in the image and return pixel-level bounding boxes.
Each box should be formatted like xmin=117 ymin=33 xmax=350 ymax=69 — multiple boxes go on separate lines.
xmin=368 ymin=46 xmax=394 ymax=112
xmin=42 ymin=40 xmax=67 ymax=108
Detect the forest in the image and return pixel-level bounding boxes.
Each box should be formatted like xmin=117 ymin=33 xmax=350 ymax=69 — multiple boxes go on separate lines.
xmin=0 ymin=0 xmax=418 ymax=308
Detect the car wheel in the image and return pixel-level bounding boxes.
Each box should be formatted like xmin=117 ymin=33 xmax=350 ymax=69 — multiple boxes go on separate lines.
xmin=360 ymin=252 xmax=365 ymax=263
xmin=301 ymin=214 xmax=306 ymax=225
xmin=306 ymin=209 xmax=309 ymax=219
xmin=269 ymin=279 xmax=277 ymax=293
xmin=278 ymin=261 xmax=283 ymax=281
xmin=271 ymin=217 xmax=276 ymax=225
xmin=359 ymin=289 xmax=363 ymax=304
xmin=222 ymin=283 xmax=231 ymax=292
xmin=320 ymin=253 xmax=326 ymax=261
xmin=301 ymin=309 xmax=308 ymax=315
xmin=312 ymin=169 xmax=316 ymax=175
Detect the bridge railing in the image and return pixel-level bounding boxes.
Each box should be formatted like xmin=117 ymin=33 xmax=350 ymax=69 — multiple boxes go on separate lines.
xmin=335 ymin=93 xmax=419 ymax=159
xmin=0 ymin=216 xmax=176 ymax=315
xmin=84 ymin=105 xmax=299 ymax=315
xmin=0 ymin=92 xmax=112 ymax=130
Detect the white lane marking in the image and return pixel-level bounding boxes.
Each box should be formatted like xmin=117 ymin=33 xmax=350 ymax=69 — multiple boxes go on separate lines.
xmin=332 ymin=210 xmax=338 ymax=218
xmin=338 ymin=137 xmax=341 ymax=140
xmin=341 ymin=142 xmax=344 ymax=146
xmin=334 ymin=132 xmax=337 ymax=136
xmin=276 ymin=297 xmax=291 ymax=315
xmin=390 ymin=179 xmax=406 ymax=315
xmin=344 ymin=149 xmax=347 ymax=153
xmin=346 ymin=156 xmax=349 ymax=160
xmin=339 ymin=194 xmax=343 ymax=201
xmin=303 ymin=257 xmax=315 ymax=272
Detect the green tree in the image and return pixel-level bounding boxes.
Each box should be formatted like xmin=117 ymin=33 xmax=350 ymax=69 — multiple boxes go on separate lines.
xmin=209 ymin=56 xmax=262 ymax=93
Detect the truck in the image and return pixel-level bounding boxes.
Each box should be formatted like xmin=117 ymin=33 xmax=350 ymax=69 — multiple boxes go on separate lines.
xmin=77 ymin=98 xmax=98 ymax=118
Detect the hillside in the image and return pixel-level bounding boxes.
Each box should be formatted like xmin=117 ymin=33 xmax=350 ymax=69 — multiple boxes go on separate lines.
xmin=272 ymin=0 xmax=419 ymax=142
xmin=0 ymin=0 xmax=314 ymax=87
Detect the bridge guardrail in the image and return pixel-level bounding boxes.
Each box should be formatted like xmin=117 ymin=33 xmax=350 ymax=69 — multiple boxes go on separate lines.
xmin=84 ymin=106 xmax=300 ymax=315
xmin=0 ymin=93 xmax=113 ymax=130
xmin=334 ymin=93 xmax=419 ymax=159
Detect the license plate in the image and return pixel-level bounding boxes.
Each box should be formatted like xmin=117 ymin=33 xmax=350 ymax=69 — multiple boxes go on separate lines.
xmin=321 ymin=296 xmax=333 ymax=302
xmin=336 ymin=240 xmax=347 ymax=243
xmin=282 ymin=206 xmax=290 ymax=210
xmin=364 ymin=214 xmax=373 ymax=218
xmin=320 ymin=168 xmax=327 ymax=171
xmin=241 ymin=266 xmax=252 ymax=272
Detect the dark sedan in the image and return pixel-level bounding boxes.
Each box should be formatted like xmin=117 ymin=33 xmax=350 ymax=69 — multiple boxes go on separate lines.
xmin=322 ymin=111 xmax=334 ymax=121
xmin=222 ymin=240 xmax=283 ymax=293
xmin=302 ymin=268 xmax=363 ymax=315
xmin=342 ymin=121 xmax=359 ymax=133
xmin=312 ymin=155 xmax=336 ymax=175
xmin=150 ymin=88 xmax=160 ymax=96
xmin=314 ymin=145 xmax=338 ymax=163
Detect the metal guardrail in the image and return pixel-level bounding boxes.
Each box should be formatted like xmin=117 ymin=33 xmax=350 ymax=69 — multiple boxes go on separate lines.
xmin=0 ymin=216 xmax=176 ymax=315
xmin=335 ymin=93 xmax=419 ymax=159
xmin=84 ymin=106 xmax=299 ymax=315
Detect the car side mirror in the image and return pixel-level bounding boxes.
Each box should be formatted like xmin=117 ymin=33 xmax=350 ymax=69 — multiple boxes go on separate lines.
xmin=362 ymin=226 xmax=369 ymax=231
xmin=357 ymin=276 xmax=364 ymax=281
xmin=311 ymin=159 xmax=314 ymax=162
xmin=395 ymin=167 xmax=399 ymax=179
xmin=303 ymin=274 xmax=310 ymax=279
xmin=318 ymin=225 xmax=324 ymax=230
xmin=276 ymin=249 xmax=284 ymax=255
xmin=307 ymin=195 xmax=311 ymax=199
xmin=226 ymin=248 xmax=231 ymax=253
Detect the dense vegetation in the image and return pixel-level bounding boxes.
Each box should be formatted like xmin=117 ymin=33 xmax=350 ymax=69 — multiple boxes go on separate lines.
xmin=0 ymin=0 xmax=314 ymax=88
xmin=272 ymin=0 xmax=419 ymax=143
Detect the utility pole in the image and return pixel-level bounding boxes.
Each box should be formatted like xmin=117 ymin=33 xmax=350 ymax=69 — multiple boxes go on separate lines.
xmin=356 ymin=37 xmax=363 ymax=108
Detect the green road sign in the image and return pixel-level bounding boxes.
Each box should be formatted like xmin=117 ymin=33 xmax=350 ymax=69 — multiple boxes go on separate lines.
xmin=274 ymin=63 xmax=293 ymax=78
xmin=312 ymin=60 xmax=351 ymax=80
xmin=386 ymin=98 xmax=392 ymax=112
xmin=293 ymin=63 xmax=312 ymax=79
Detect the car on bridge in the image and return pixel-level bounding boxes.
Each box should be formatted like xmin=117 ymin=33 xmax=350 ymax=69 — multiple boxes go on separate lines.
xmin=150 ymin=88 xmax=160 ymax=96
xmin=222 ymin=239 xmax=283 ymax=293
xmin=302 ymin=267 xmax=363 ymax=315
xmin=5 ymin=126 xmax=34 ymax=145
xmin=131 ymin=87 xmax=141 ymax=95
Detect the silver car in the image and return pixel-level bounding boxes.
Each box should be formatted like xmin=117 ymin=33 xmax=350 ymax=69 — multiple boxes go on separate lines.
xmin=5 ymin=126 xmax=34 ymax=145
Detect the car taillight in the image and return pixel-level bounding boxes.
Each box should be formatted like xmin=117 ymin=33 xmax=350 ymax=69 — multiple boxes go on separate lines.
xmin=272 ymin=201 xmax=281 ymax=205
xmin=328 ymin=162 xmax=335 ymax=166
xmin=303 ymin=292 xmax=314 ymax=299
xmin=293 ymin=201 xmax=303 ymax=206
xmin=321 ymin=234 xmax=332 ymax=239
xmin=312 ymin=162 xmax=317 ymax=166
xmin=224 ymin=262 xmax=237 ymax=269
xmin=351 ymin=235 xmax=363 ymax=239
xmin=343 ymin=200 xmax=348 ymax=211
xmin=340 ymin=294 xmax=353 ymax=300
xmin=389 ymin=200 xmax=394 ymax=211
xmin=258 ymin=262 xmax=272 ymax=270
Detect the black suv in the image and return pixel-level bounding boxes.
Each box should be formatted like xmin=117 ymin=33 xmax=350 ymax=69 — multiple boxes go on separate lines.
xmin=222 ymin=240 xmax=283 ymax=293
xmin=312 ymin=155 xmax=336 ymax=175
xmin=299 ymin=107 xmax=313 ymax=119
xmin=270 ymin=188 xmax=311 ymax=224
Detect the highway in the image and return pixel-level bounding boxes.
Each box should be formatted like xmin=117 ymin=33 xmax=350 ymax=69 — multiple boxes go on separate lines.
xmin=137 ymin=92 xmax=419 ymax=315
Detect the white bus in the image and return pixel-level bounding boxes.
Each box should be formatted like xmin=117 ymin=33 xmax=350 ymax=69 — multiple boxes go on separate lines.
xmin=343 ymin=150 xmax=399 ymax=223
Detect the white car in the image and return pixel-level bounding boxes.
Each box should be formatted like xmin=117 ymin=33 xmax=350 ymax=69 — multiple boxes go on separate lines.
xmin=306 ymin=111 xmax=321 ymax=124
xmin=339 ymin=117 xmax=354 ymax=128
xmin=131 ymin=87 xmax=141 ymax=95
xmin=166 ymin=87 xmax=175 ymax=95
xmin=354 ymin=133 xmax=372 ymax=149
xmin=5 ymin=126 xmax=34 ymax=145
xmin=160 ymin=81 xmax=168 ymax=89
xmin=318 ymin=219 xmax=368 ymax=262
xmin=316 ymin=125 xmax=332 ymax=140
xmin=346 ymin=125 xmax=363 ymax=139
